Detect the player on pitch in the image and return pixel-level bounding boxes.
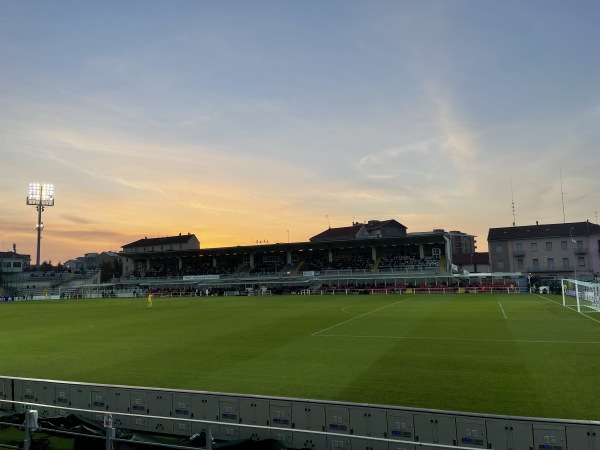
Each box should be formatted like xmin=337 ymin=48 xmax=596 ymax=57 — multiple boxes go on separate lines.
xmin=147 ymin=292 xmax=153 ymax=309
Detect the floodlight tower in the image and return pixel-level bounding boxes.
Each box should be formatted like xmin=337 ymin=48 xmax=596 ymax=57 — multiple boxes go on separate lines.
xmin=26 ymin=183 xmax=55 ymax=268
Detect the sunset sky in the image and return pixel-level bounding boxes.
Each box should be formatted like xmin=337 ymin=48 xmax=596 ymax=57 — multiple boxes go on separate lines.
xmin=1 ymin=1 xmax=599 ymax=264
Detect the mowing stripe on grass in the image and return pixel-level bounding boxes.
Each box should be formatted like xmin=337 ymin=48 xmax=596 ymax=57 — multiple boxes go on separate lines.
xmin=313 ymin=333 xmax=600 ymax=344
xmin=311 ymin=298 xmax=410 ymax=336
xmin=498 ymin=302 xmax=508 ymax=319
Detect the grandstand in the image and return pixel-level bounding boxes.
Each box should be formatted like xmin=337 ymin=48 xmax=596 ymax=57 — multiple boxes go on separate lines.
xmin=57 ymin=222 xmax=523 ymax=298
xmin=98 ymin=226 xmax=451 ymax=297
xmin=16 ymin=269 xmax=101 ymax=299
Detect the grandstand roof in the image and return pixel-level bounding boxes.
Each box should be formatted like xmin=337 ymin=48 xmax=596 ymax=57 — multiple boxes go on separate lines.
xmin=118 ymin=233 xmax=450 ymax=261
xmin=310 ymin=219 xmax=407 ymax=242
xmin=122 ymin=234 xmax=199 ymax=249
xmin=487 ymin=221 xmax=600 ymax=241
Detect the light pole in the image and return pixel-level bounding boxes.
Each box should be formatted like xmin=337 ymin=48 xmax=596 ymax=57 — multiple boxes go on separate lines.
xmin=26 ymin=183 xmax=54 ymax=269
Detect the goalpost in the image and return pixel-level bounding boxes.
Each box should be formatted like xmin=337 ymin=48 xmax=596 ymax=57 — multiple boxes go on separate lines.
xmin=561 ymin=279 xmax=600 ymax=313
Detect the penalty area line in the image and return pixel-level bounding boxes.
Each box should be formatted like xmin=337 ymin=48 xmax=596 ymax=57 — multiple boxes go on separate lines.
xmin=311 ymin=298 xmax=411 ymax=336
xmin=498 ymin=302 xmax=508 ymax=320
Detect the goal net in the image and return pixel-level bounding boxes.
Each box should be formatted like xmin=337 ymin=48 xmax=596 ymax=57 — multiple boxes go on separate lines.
xmin=561 ymin=279 xmax=600 ymax=313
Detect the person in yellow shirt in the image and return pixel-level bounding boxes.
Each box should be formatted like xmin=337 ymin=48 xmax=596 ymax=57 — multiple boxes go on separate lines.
xmin=147 ymin=293 xmax=153 ymax=309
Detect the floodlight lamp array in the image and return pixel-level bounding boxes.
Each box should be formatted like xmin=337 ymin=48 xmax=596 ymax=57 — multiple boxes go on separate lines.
xmin=27 ymin=182 xmax=55 ymax=207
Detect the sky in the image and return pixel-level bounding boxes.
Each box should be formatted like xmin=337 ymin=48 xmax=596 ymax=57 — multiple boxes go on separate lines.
xmin=1 ymin=1 xmax=599 ymax=264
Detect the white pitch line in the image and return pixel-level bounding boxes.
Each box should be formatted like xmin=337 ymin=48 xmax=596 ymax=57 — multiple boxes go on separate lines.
xmin=311 ymin=299 xmax=410 ymax=336
xmin=498 ymin=302 xmax=508 ymax=320
xmin=313 ymin=334 xmax=600 ymax=345
xmin=341 ymin=307 xmax=361 ymax=316
xmin=536 ymin=294 xmax=600 ymax=325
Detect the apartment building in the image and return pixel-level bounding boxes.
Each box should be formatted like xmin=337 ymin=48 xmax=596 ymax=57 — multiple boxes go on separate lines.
xmin=488 ymin=221 xmax=600 ymax=281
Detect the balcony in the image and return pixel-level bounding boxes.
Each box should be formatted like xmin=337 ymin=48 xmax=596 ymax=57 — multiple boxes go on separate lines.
xmin=513 ymin=249 xmax=525 ymax=257
xmin=573 ymin=246 xmax=587 ymax=255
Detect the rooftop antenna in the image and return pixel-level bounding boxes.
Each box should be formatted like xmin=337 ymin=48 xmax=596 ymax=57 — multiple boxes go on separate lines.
xmin=510 ymin=181 xmax=517 ymax=226
xmin=560 ymin=169 xmax=567 ymax=223
xmin=326 ymin=214 xmax=331 ymax=229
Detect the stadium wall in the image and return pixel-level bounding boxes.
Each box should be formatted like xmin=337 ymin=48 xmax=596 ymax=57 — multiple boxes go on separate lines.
xmin=0 ymin=376 xmax=598 ymax=450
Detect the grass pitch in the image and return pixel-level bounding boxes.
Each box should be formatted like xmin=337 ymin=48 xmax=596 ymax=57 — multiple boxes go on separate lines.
xmin=1 ymin=293 xmax=599 ymax=421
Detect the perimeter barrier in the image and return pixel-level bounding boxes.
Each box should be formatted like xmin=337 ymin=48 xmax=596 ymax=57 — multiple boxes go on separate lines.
xmin=303 ymin=287 xmax=525 ymax=295
xmin=0 ymin=377 xmax=598 ymax=450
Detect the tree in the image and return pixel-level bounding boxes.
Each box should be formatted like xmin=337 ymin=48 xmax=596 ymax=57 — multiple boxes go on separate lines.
xmin=40 ymin=261 xmax=54 ymax=272
xmin=99 ymin=259 xmax=122 ymax=283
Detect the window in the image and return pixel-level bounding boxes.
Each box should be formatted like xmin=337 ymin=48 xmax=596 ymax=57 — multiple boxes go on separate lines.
xmin=497 ymin=259 xmax=504 ymax=269
xmin=545 ymin=242 xmax=552 ymax=251
xmin=547 ymin=258 xmax=554 ymax=270
xmin=532 ymin=259 xmax=539 ymax=270
xmin=517 ymin=258 xmax=524 ymax=269
xmin=495 ymin=244 xmax=503 ymax=253
xmin=578 ymin=256 xmax=585 ymax=266
xmin=531 ymin=242 xmax=538 ymax=252
xmin=563 ymin=258 xmax=570 ymax=270
xmin=561 ymin=241 xmax=568 ymax=250
xmin=516 ymin=243 xmax=522 ymax=252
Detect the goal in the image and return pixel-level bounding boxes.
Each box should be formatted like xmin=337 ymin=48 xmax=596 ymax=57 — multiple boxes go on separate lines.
xmin=561 ymin=279 xmax=600 ymax=313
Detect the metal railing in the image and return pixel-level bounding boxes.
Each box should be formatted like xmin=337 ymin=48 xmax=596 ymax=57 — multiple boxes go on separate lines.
xmin=0 ymin=400 xmax=490 ymax=450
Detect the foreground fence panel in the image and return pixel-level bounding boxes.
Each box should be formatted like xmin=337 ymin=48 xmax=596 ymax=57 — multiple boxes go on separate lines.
xmin=0 ymin=376 xmax=598 ymax=450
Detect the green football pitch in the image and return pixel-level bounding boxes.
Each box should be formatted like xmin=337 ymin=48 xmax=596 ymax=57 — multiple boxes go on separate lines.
xmin=1 ymin=293 xmax=599 ymax=421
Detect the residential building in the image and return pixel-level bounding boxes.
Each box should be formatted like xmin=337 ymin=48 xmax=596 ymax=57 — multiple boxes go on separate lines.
xmin=487 ymin=221 xmax=600 ymax=281
xmin=0 ymin=247 xmax=30 ymax=298
xmin=445 ymin=230 xmax=477 ymax=254
xmin=0 ymin=249 xmax=30 ymax=273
